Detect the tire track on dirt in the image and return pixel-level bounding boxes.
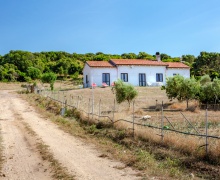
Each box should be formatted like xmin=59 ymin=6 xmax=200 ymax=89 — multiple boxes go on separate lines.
xmin=0 ymin=90 xmax=52 ymax=180
xmin=10 ymin=92 xmax=141 ymax=179
xmin=15 ymin=94 xmax=140 ymax=180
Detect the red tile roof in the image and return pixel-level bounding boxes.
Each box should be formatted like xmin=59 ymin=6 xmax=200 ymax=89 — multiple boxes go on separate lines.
xmin=86 ymin=61 xmax=114 ymax=67
xmin=110 ymin=59 xmax=168 ymax=66
xmin=86 ymin=60 xmax=190 ymax=69
xmin=165 ymin=62 xmax=190 ymax=68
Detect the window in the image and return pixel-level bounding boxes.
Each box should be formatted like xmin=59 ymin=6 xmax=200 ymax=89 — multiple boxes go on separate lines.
xmin=86 ymin=75 xmax=88 ymax=83
xmin=121 ymin=73 xmax=128 ymax=82
xmin=139 ymin=73 xmax=146 ymax=86
xmin=102 ymin=73 xmax=110 ymax=86
xmin=156 ymin=73 xmax=163 ymax=82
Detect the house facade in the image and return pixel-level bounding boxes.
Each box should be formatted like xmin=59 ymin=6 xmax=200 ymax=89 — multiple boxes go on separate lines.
xmin=83 ymin=59 xmax=190 ymax=88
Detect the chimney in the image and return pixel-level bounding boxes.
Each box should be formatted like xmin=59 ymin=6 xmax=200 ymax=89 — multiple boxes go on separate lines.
xmin=156 ymin=52 xmax=161 ymax=61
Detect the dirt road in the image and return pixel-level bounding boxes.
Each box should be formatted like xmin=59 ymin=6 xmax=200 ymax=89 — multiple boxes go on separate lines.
xmin=0 ymin=90 xmax=141 ymax=180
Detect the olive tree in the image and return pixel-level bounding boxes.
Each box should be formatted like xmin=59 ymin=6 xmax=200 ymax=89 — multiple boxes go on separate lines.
xmin=165 ymin=75 xmax=200 ymax=108
xmin=41 ymin=72 xmax=57 ymax=90
xmin=112 ymin=79 xmax=138 ymax=107
xmin=199 ymin=76 xmax=220 ymax=104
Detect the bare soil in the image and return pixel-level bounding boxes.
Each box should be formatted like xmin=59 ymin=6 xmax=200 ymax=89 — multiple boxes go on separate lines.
xmin=0 ymin=88 xmax=141 ymax=179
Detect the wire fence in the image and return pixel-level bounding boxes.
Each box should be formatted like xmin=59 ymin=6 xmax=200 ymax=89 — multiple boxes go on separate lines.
xmin=38 ymin=89 xmax=220 ymax=156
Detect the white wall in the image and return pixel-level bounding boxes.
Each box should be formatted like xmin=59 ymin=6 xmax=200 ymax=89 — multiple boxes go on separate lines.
xmin=83 ymin=64 xmax=91 ymax=87
xmin=83 ymin=64 xmax=191 ymax=87
xmin=166 ymin=68 xmax=190 ymax=79
xmin=83 ymin=64 xmax=117 ymax=87
xmin=117 ymin=65 xmax=167 ymax=86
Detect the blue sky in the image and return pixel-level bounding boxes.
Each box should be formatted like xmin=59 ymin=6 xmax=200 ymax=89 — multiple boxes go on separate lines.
xmin=1 ymin=0 xmax=220 ymax=57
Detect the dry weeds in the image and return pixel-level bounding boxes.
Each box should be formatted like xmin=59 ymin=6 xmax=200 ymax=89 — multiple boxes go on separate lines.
xmin=11 ymin=81 xmax=219 ymax=179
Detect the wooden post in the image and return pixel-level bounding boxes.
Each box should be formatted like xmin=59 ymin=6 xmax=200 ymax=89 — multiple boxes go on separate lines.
xmin=99 ymin=99 xmax=101 ymax=121
xmin=88 ymin=98 xmax=90 ymax=120
xmin=161 ymin=101 xmax=164 ymax=142
xmin=133 ymin=101 xmax=135 ymax=138
xmin=112 ymin=99 xmax=115 ymax=123
xmin=77 ymin=96 xmax=79 ymax=108
xmin=205 ymin=105 xmax=208 ymax=154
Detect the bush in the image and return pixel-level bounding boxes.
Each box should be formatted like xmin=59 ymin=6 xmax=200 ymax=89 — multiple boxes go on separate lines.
xmin=112 ymin=79 xmax=138 ymax=107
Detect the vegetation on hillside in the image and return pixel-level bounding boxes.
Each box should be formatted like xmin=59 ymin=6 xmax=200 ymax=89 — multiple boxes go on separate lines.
xmin=1 ymin=50 xmax=220 ymax=83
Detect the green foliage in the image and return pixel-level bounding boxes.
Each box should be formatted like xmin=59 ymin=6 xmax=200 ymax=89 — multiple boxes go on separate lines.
xmin=165 ymin=75 xmax=184 ymax=101
xmin=27 ymin=67 xmax=42 ymax=80
xmin=165 ymin=75 xmax=200 ymax=108
xmin=112 ymin=79 xmax=138 ymax=107
xmin=41 ymin=72 xmax=57 ymax=90
xmin=199 ymin=75 xmax=220 ymax=104
xmin=182 ymin=54 xmax=195 ymax=64
xmin=121 ymin=53 xmax=137 ymax=59
xmin=165 ymin=74 xmax=220 ymax=105
xmin=24 ymin=76 xmax=32 ymax=83
xmin=137 ymin=52 xmax=155 ymax=60
xmin=2 ymin=50 xmax=220 ymax=85
xmin=160 ymin=53 xmax=171 ymax=60
xmin=193 ymin=51 xmax=220 ymax=77
xmin=199 ymin=74 xmax=211 ymax=85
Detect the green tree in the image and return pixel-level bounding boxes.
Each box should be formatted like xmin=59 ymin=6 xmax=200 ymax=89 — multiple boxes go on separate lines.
xmin=165 ymin=75 xmax=184 ymax=101
xmin=182 ymin=55 xmax=195 ymax=64
xmin=121 ymin=53 xmax=137 ymax=59
xmin=27 ymin=67 xmax=42 ymax=80
xmin=112 ymin=79 xmax=138 ymax=107
xmin=193 ymin=51 xmax=220 ymax=77
xmin=165 ymin=75 xmax=200 ymax=108
xmin=41 ymin=72 xmax=57 ymax=90
xmin=181 ymin=77 xmax=200 ymax=108
xmin=198 ymin=75 xmax=220 ymax=104
xmin=0 ymin=65 xmax=7 ymax=81
xmin=137 ymin=52 xmax=155 ymax=60
xmin=199 ymin=74 xmax=211 ymax=85
xmin=160 ymin=53 xmax=171 ymax=60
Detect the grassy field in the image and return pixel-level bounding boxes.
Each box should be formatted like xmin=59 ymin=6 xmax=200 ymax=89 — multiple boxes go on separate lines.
xmin=31 ymin=84 xmax=220 ymax=179
xmin=39 ymin=81 xmax=220 ymax=165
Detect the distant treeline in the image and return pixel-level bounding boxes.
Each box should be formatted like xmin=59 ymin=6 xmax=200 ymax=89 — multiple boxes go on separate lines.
xmin=0 ymin=50 xmax=220 ymax=82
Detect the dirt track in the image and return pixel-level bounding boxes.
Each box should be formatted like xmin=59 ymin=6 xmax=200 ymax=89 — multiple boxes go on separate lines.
xmin=0 ymin=90 xmax=141 ymax=180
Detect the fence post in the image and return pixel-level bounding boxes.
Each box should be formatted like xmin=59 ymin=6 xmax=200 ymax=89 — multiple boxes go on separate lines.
xmin=58 ymin=91 xmax=60 ymax=102
xmin=205 ymin=105 xmax=208 ymax=155
xmin=113 ymin=99 xmax=115 ymax=123
xmin=88 ymin=98 xmax=90 ymax=121
xmin=161 ymin=101 xmax=164 ymax=142
xmin=99 ymin=99 xmax=101 ymax=121
xmin=77 ymin=96 xmax=79 ymax=108
xmin=65 ymin=99 xmax=67 ymax=109
xmin=78 ymin=96 xmax=81 ymax=109
xmin=133 ymin=101 xmax=135 ymax=138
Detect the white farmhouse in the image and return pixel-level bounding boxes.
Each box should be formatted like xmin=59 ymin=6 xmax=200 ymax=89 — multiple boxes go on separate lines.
xmin=83 ymin=59 xmax=190 ymax=88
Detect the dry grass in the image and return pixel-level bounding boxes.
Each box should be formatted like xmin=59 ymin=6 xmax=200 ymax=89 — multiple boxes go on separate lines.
xmin=11 ymin=81 xmax=219 ymax=179
xmin=0 ymin=82 xmax=24 ymax=90
xmin=41 ymin=85 xmax=220 ymax=164
xmin=0 ymin=132 xmax=4 ymax=177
